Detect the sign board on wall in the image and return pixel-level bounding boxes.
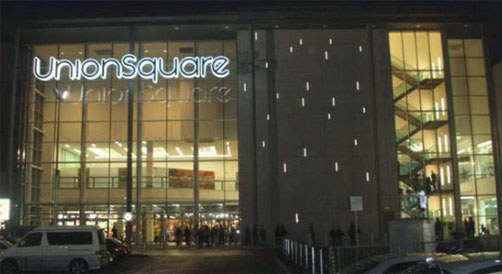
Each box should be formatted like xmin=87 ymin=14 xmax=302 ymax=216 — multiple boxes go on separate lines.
xmin=33 ymin=54 xmax=230 ymax=83
xmin=0 ymin=199 xmax=10 ymax=221
xmin=349 ymin=196 xmax=363 ymax=212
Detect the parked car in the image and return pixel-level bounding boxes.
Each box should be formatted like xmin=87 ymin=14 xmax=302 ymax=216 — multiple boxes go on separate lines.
xmin=401 ymin=256 xmax=502 ymax=274
xmin=106 ymin=238 xmax=130 ymax=259
xmin=0 ymin=226 xmax=110 ymax=274
xmin=341 ymin=253 xmax=468 ymax=274
xmin=0 ymin=239 xmax=13 ymax=250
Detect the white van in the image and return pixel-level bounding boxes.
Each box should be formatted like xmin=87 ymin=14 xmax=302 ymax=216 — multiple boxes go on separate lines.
xmin=0 ymin=226 xmax=110 ymax=273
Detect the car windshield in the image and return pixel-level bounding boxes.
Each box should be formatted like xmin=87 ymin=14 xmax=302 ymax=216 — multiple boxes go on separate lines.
xmin=0 ymin=240 xmax=13 ymax=249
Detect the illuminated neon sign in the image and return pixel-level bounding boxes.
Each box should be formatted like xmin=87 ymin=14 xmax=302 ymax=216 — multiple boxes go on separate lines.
xmin=33 ymin=54 xmax=230 ymax=83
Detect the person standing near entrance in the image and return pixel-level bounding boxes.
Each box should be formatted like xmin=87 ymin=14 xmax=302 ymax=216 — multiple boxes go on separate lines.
xmin=245 ymin=225 xmax=251 ymax=246
xmin=175 ymin=226 xmax=182 ymax=247
xmin=252 ymin=224 xmax=259 ymax=246
xmin=184 ymin=226 xmax=191 ymax=247
xmin=435 ymin=218 xmax=443 ymax=241
xmin=112 ymin=225 xmax=118 ymax=239
xmin=210 ymin=225 xmax=218 ymax=246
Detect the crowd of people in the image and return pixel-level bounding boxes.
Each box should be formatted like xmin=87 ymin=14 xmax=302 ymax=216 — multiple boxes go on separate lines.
xmin=174 ymin=224 xmax=238 ymax=248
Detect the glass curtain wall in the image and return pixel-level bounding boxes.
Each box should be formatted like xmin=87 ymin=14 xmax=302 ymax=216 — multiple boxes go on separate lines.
xmin=389 ymin=31 xmax=455 ymax=229
xmin=22 ymin=39 xmax=238 ymax=243
xmin=448 ymin=39 xmax=499 ymax=235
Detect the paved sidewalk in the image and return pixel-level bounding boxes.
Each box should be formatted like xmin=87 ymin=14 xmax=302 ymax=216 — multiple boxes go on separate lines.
xmin=100 ymin=247 xmax=287 ymax=274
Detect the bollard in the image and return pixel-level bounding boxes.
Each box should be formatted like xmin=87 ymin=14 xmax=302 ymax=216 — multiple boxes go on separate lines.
xmin=300 ymin=243 xmax=303 ymax=266
xmin=320 ymin=248 xmax=323 ymax=274
xmin=305 ymin=244 xmax=308 ymax=269
xmin=312 ymin=246 xmax=315 ymax=274
xmin=292 ymin=241 xmax=295 ymax=262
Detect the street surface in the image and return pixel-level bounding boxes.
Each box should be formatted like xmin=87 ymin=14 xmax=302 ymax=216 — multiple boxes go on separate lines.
xmin=100 ymin=247 xmax=286 ymax=274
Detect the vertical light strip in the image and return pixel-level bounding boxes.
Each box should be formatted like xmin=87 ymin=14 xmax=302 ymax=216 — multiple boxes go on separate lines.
xmin=446 ymin=165 xmax=451 ymax=184
xmin=441 ymin=98 xmax=446 ymax=116
xmin=448 ymin=197 xmax=453 ymax=216
xmin=442 ymin=198 xmax=447 ymax=216
xmin=444 ymin=134 xmax=449 ymax=153
xmin=335 ymin=162 xmax=339 ymax=172
xmin=440 ymin=167 xmax=445 ymax=186
xmin=303 ymin=147 xmax=307 ymax=158
xmin=438 ymin=137 xmax=442 ymax=153
xmin=283 ymin=163 xmax=287 ymax=173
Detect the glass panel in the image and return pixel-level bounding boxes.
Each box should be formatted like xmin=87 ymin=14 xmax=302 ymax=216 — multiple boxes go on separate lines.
xmin=402 ymin=32 xmax=418 ymax=70
xmin=449 ymin=58 xmax=466 ymax=76
xmin=464 ymin=39 xmax=483 ymax=58
xmin=447 ymin=39 xmax=464 ymax=57
xmin=453 ymin=97 xmax=470 ymax=115
xmin=429 ymin=32 xmax=444 ymax=72
xmin=469 ymin=96 xmax=489 ymax=115
xmin=451 ymin=77 xmax=468 ymax=96
xmin=473 ymin=135 xmax=492 ymax=154
xmin=454 ymin=116 xmax=472 ymax=136
xmin=474 ymin=155 xmax=494 ymax=176
xmin=466 ymin=58 xmax=486 ymax=76
xmin=467 ymin=77 xmax=487 ymax=95
xmin=471 ymin=116 xmax=491 ymax=135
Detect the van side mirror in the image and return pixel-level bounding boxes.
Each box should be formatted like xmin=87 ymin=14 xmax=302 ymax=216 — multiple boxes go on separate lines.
xmin=18 ymin=240 xmax=26 ymax=247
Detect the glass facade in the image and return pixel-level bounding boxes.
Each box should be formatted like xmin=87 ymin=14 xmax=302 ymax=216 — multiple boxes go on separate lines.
xmin=448 ymin=39 xmax=499 ymax=235
xmin=390 ymin=32 xmax=499 ymax=236
xmin=389 ymin=31 xmax=454 ymax=227
xmin=22 ymin=40 xmax=238 ymax=242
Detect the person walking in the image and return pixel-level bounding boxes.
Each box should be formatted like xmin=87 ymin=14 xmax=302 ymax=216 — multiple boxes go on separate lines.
xmin=431 ymin=171 xmax=437 ymax=191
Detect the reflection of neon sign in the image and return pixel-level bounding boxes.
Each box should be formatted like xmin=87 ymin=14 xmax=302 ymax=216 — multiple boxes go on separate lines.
xmin=33 ymin=54 xmax=230 ymax=83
